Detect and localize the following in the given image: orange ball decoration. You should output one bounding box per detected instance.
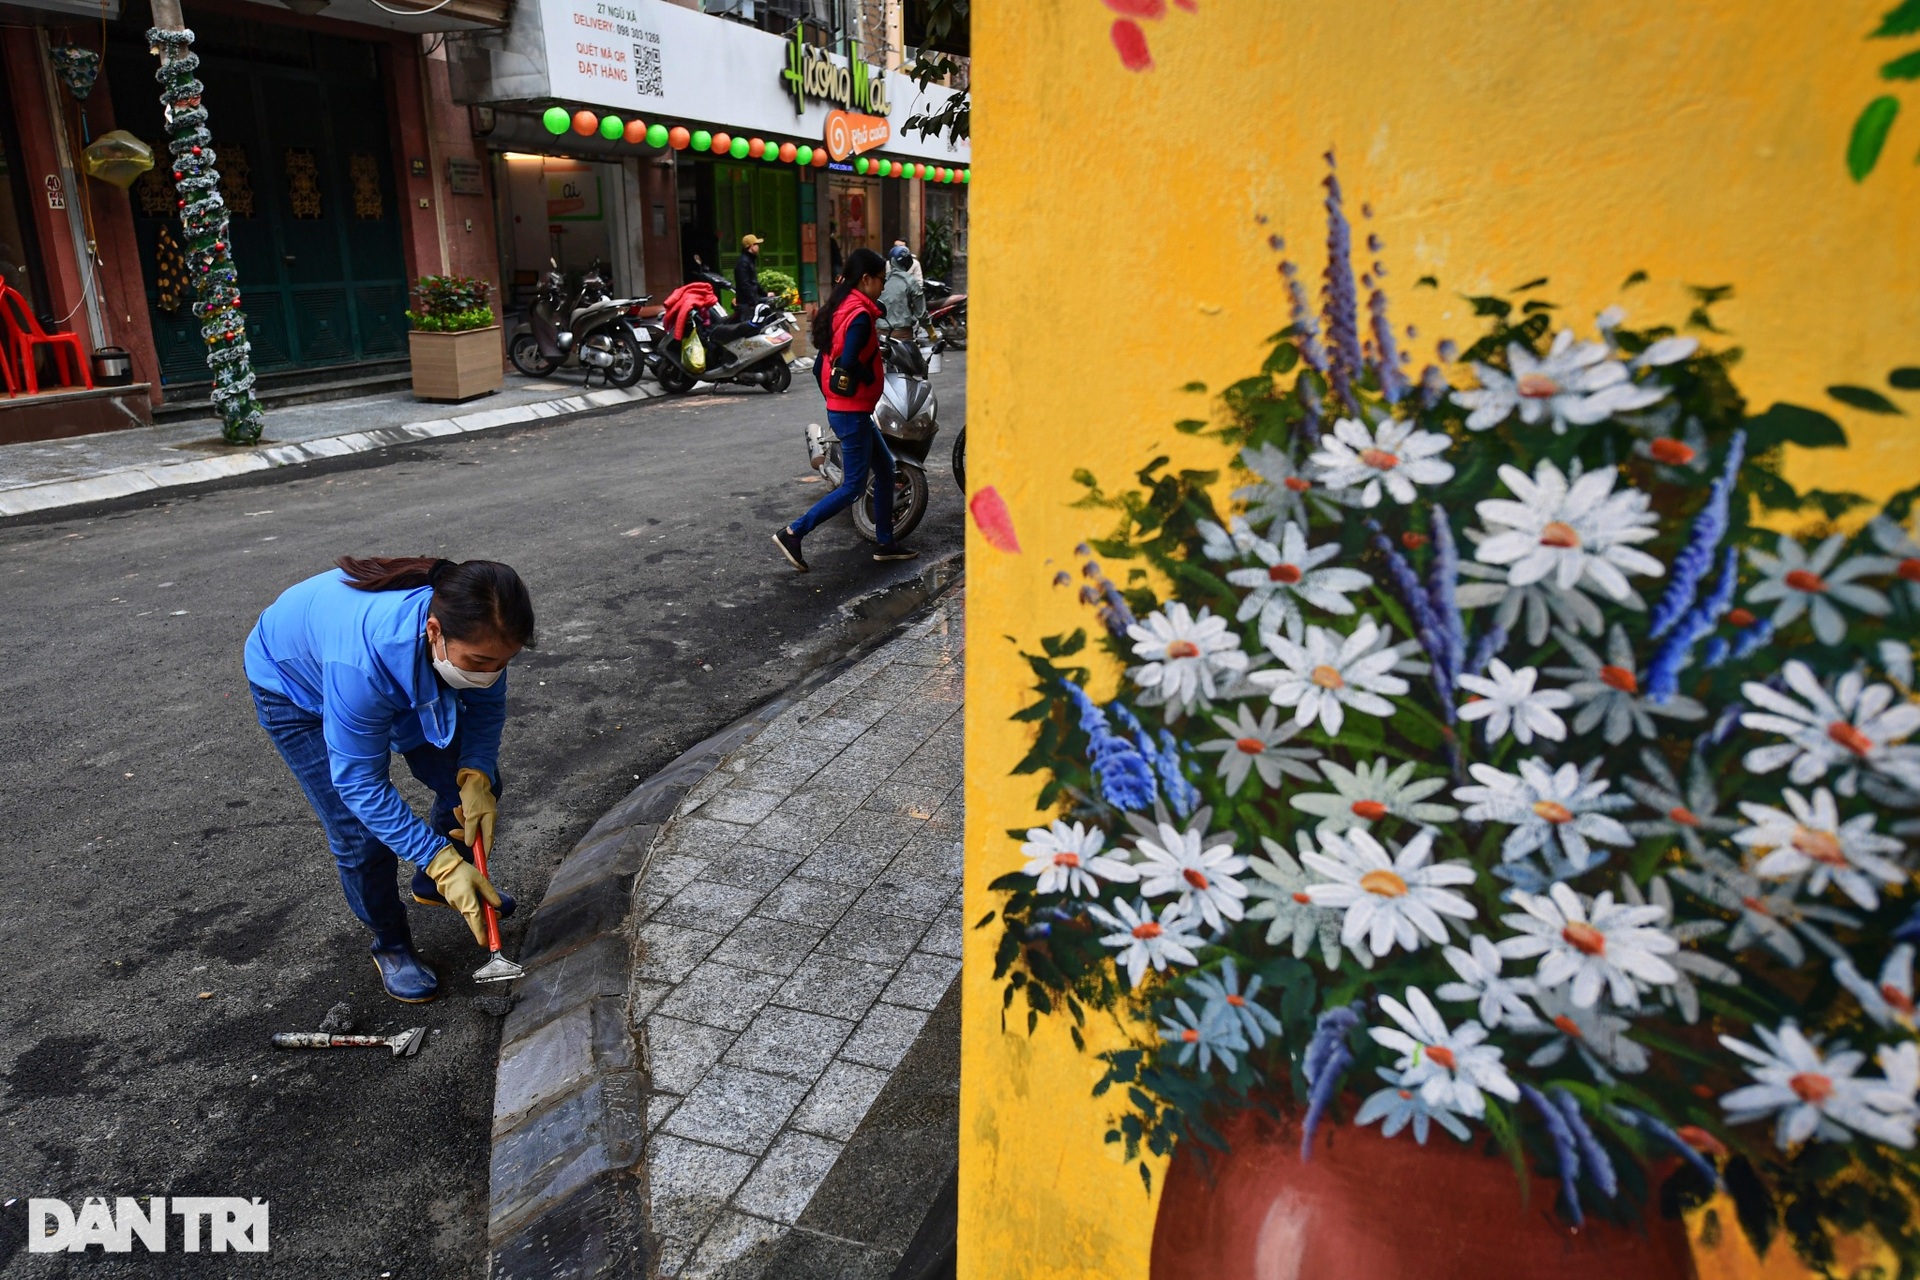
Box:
[571,110,599,137]
[778,142,797,163]
[811,147,828,167]
[623,119,648,145]
[934,166,946,182]
[668,126,691,150]
[711,132,731,155]
[748,137,765,158]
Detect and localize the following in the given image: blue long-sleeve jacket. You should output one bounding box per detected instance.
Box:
[243,569,507,867]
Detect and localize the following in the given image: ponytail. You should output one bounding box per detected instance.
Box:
[810,246,887,352]
[335,556,537,648]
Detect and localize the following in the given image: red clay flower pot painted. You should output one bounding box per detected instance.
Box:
[1150,1104,1697,1280]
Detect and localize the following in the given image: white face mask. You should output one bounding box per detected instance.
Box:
[431,632,505,690]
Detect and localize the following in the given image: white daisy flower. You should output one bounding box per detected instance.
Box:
[1520,989,1650,1080]
[1088,898,1205,988]
[1497,882,1680,1009]
[1614,873,1736,1025]
[1243,834,1347,971]
[1369,987,1520,1119]
[1189,957,1285,1049]
[1867,516,1920,611]
[1621,747,1738,857]
[1834,944,1917,1031]
[1195,514,1262,563]
[1622,402,1714,477]
[1453,758,1633,875]
[1249,617,1410,736]
[1456,530,1646,645]
[1736,786,1906,911]
[1437,934,1541,1030]
[1225,521,1374,634]
[1288,758,1459,836]
[1019,820,1141,898]
[1473,460,1663,601]
[1667,848,1861,969]
[1125,603,1248,718]
[1546,623,1705,743]
[1745,534,1895,647]
[1302,828,1476,958]
[1451,329,1665,434]
[1196,703,1322,795]
[1720,1022,1918,1150]
[1158,997,1248,1073]
[1455,659,1573,745]
[1135,820,1250,931]
[1740,663,1920,794]
[1355,1067,1473,1144]
[1233,442,1319,532]
[1307,415,1455,507]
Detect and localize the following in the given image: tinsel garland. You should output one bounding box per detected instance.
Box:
[147,26,263,445]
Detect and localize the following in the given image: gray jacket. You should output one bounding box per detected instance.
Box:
[878,269,927,331]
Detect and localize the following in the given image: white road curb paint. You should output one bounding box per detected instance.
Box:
[0,384,663,519]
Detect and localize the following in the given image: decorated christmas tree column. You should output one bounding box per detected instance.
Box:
[147,0,263,444]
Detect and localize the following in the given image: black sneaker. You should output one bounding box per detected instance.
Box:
[773,526,809,572]
[873,543,919,562]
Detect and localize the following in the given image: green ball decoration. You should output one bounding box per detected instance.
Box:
[691,129,712,152]
[599,115,623,140]
[876,159,891,177]
[646,123,668,148]
[762,144,779,163]
[542,106,570,135]
[854,156,868,175]
[795,145,813,166]
[962,169,971,184]
[729,135,749,159]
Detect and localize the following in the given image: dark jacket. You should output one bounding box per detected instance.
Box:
[733,251,764,313]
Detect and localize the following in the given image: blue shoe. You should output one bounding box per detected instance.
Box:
[370,935,440,1004]
[411,866,516,918]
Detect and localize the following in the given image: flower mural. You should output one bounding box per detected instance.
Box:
[985,156,1920,1269]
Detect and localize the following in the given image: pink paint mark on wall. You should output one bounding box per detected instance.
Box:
[1104,0,1165,16]
[1111,19,1154,70]
[969,486,1022,553]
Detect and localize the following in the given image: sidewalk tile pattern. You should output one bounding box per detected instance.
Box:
[634,598,964,1277]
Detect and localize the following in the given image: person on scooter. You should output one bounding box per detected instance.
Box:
[245,557,534,1002]
[773,247,919,572]
[879,245,928,340]
[734,234,766,317]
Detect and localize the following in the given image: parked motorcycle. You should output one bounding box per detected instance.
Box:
[645,293,797,394]
[951,425,966,494]
[925,278,966,350]
[508,260,647,388]
[805,337,939,542]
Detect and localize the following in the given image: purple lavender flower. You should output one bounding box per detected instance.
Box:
[1428,506,1465,682]
[1061,680,1158,811]
[1280,260,1330,377]
[1466,623,1508,677]
[1520,1083,1584,1226]
[1648,431,1746,639]
[1368,521,1454,714]
[1300,1003,1363,1162]
[1613,1107,1721,1188]
[1320,155,1364,415]
[1646,545,1738,703]
[1730,615,1773,661]
[1368,287,1410,404]
[1552,1090,1618,1199]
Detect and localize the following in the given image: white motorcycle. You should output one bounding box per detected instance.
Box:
[805,337,941,542]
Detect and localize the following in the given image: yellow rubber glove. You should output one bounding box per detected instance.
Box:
[452,767,497,853]
[425,845,503,946]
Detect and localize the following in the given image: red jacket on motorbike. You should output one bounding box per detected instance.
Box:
[819,289,884,413]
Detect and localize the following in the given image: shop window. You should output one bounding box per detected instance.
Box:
[285,148,323,219]
[349,153,383,220]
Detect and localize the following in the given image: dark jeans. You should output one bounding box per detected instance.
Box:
[790,408,895,545]
[250,683,487,943]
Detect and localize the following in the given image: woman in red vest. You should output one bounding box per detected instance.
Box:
[773,248,919,571]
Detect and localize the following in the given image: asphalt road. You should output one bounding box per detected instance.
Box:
[0,357,965,1277]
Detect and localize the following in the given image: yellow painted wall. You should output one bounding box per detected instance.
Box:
[961,2,1918,1277]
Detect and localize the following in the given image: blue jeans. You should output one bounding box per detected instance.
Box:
[251,683,486,943]
[791,409,895,544]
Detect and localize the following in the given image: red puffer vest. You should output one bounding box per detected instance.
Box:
[820,289,884,413]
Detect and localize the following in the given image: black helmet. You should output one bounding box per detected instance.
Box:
[888,245,914,270]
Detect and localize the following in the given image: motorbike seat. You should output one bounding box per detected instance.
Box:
[706,320,757,345]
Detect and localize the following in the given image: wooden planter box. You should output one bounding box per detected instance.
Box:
[409,326,503,402]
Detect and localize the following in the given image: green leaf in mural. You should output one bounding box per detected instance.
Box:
[1746,402,1848,449]
[1891,366,1920,389]
[1872,0,1920,37]
[1827,383,1907,414]
[1622,269,1649,289]
[1884,48,1920,79]
[1848,96,1901,180]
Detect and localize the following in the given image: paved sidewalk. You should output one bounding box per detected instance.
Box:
[0,372,661,517]
[635,594,965,1278]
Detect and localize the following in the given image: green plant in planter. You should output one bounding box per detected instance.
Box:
[990,153,1920,1272]
[406,274,496,333]
[923,218,954,280]
[758,269,802,312]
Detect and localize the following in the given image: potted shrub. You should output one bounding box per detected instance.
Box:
[406,274,501,402]
[758,268,803,313]
[989,156,1920,1276]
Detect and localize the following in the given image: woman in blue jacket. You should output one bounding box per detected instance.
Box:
[245,556,536,1002]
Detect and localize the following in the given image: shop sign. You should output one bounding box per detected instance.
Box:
[781,24,888,117]
[44,175,64,210]
[824,109,889,162]
[447,158,486,196]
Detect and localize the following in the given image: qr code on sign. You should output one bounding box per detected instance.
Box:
[633,38,663,97]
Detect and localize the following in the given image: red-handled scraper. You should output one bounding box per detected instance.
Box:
[271,1027,425,1057]
[471,832,524,985]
